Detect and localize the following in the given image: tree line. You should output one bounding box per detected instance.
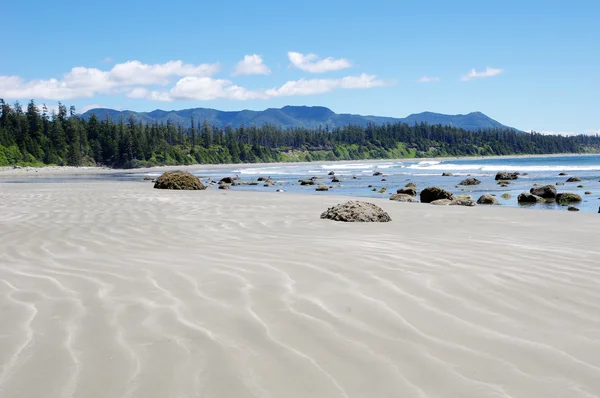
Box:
[1,99,599,168]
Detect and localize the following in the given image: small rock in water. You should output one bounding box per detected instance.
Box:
[566,176,581,182]
[477,194,499,205]
[559,172,568,176]
[568,206,580,212]
[517,192,543,203]
[459,178,481,186]
[495,172,519,180]
[442,172,453,177]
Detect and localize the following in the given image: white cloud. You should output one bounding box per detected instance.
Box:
[129,77,266,101]
[232,54,271,76]
[418,76,441,83]
[80,104,106,113]
[461,66,503,81]
[288,51,351,73]
[0,60,219,100]
[266,74,390,97]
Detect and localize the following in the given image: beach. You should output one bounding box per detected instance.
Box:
[1,181,599,397]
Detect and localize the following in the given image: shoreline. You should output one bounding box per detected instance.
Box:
[1,152,598,178]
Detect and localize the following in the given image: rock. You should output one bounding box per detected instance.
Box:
[218,183,231,190]
[420,187,456,203]
[559,172,568,176]
[477,194,499,205]
[143,176,154,181]
[257,177,269,182]
[459,177,481,186]
[529,184,557,199]
[442,172,453,177]
[331,176,341,183]
[352,176,358,179]
[556,182,564,186]
[328,171,335,176]
[521,173,529,176]
[577,184,584,188]
[373,171,383,176]
[368,185,373,188]
[300,180,315,186]
[153,170,206,190]
[501,193,512,200]
[568,206,580,212]
[556,192,582,204]
[517,192,543,203]
[316,185,329,191]
[396,187,417,196]
[495,172,519,180]
[276,189,283,192]
[263,181,275,187]
[371,188,377,192]
[389,194,419,203]
[430,199,452,205]
[381,178,387,182]
[566,176,581,182]
[585,191,592,195]
[378,188,387,193]
[320,201,391,222]
[249,181,259,186]
[405,182,417,188]
[219,177,235,184]
[449,199,477,207]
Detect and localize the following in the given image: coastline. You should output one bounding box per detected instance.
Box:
[1,152,598,178]
[1,181,599,397]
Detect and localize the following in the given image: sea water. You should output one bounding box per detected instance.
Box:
[188,154,600,213]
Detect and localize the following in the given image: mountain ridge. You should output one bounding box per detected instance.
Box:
[81,106,520,132]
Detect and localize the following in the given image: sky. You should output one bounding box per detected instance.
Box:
[1,0,598,134]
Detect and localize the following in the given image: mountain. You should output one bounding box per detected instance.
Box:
[81,106,519,132]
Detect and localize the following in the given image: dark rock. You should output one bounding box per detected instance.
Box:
[381,178,387,182]
[249,181,259,186]
[459,177,481,186]
[257,177,269,182]
[368,185,373,188]
[219,177,235,184]
[566,176,581,182]
[420,187,456,203]
[328,171,335,176]
[521,173,529,176]
[568,206,580,212]
[517,192,543,203]
[442,172,453,177]
[559,172,568,176]
[495,172,519,180]
[331,176,341,183]
[300,180,316,186]
[218,183,231,190]
[389,194,419,203]
[352,176,358,179]
[396,187,417,196]
[585,191,592,195]
[373,171,383,176]
[529,184,557,199]
[320,201,391,222]
[154,170,206,190]
[477,194,499,205]
[556,192,582,204]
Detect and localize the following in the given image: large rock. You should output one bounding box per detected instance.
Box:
[389,194,419,203]
[566,176,581,183]
[219,176,236,184]
[442,172,453,177]
[153,170,206,190]
[529,184,557,199]
[517,192,543,203]
[459,178,481,186]
[420,187,456,203]
[449,199,477,207]
[430,199,453,205]
[477,194,499,205]
[396,187,417,196]
[315,185,329,191]
[495,172,519,180]
[556,192,582,204]
[300,179,316,186]
[320,201,391,223]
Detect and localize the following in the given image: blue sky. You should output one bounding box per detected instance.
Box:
[2,0,598,133]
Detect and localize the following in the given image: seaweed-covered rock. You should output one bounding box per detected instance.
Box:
[529,184,557,199]
[556,192,582,204]
[320,201,391,222]
[153,170,206,190]
[495,172,519,180]
[459,178,481,186]
[568,206,580,212]
[566,176,581,182]
[477,194,499,205]
[517,192,543,203]
[420,187,456,203]
[389,194,419,203]
[396,187,417,196]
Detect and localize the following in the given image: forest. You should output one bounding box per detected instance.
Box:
[1,99,600,168]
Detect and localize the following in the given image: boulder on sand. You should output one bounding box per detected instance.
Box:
[568,205,580,212]
[477,194,499,205]
[449,199,477,207]
[517,192,543,203]
[396,187,417,196]
[495,172,519,180]
[218,183,231,190]
[430,199,453,205]
[556,192,582,204]
[153,170,206,190]
[529,184,557,199]
[459,177,481,186]
[420,187,456,203]
[320,201,391,222]
[389,194,419,203]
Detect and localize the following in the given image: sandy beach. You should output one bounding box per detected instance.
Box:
[1,181,599,397]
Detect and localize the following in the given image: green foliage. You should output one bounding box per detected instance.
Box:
[1,98,600,168]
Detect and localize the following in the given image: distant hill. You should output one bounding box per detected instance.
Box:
[81,106,520,132]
